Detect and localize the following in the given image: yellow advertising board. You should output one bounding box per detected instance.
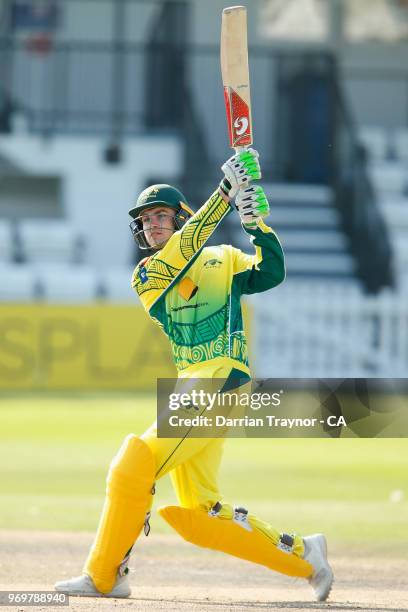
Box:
[0,303,252,390]
[0,304,176,390]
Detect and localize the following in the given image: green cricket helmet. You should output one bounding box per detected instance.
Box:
[129,184,194,250]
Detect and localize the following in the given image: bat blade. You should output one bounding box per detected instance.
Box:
[221,5,253,150]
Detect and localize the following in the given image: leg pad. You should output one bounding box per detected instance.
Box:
[159,505,312,578]
[84,435,155,593]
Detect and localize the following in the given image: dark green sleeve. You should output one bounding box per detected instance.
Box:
[232,220,285,295]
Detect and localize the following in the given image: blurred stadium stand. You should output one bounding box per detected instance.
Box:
[358,126,391,161]
[394,127,408,162]
[251,280,408,378]
[229,183,356,279]
[36,263,99,303]
[368,161,408,194]
[0,0,408,381]
[19,220,83,264]
[0,262,38,301]
[0,220,15,262]
[359,124,408,294]
[101,267,136,303]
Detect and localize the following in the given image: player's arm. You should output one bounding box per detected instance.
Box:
[132,149,262,311]
[156,147,261,270]
[232,187,285,294]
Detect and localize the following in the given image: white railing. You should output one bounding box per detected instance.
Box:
[250,282,408,377]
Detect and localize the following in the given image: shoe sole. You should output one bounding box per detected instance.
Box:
[54,585,130,599]
[55,590,130,599]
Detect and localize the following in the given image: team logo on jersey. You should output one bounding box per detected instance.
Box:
[204,258,223,269]
[138,266,148,283]
[178,276,198,301]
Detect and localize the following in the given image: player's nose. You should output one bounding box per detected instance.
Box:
[149,215,161,228]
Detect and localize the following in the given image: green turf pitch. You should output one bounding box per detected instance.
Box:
[1,392,406,552]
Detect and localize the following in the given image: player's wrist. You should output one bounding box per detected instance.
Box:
[242,218,259,229]
[218,177,234,201]
[218,188,230,203]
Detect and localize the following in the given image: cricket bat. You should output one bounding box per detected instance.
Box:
[221,5,253,152]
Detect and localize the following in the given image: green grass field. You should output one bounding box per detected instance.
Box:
[1,392,407,552]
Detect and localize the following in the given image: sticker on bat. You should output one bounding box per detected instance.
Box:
[224,87,252,148]
[234,116,249,136]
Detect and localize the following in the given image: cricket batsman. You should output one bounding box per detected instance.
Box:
[55,148,333,601]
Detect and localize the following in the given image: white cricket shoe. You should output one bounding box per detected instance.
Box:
[54,573,131,598]
[303,534,333,601]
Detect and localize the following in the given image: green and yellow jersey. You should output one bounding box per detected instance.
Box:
[131,189,285,373]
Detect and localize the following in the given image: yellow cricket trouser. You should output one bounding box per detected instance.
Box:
[84,357,311,593]
[143,357,245,507]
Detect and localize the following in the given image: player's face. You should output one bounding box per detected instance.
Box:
[141,206,176,248]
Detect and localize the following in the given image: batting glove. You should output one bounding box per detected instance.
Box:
[219,148,261,199]
[235,184,270,227]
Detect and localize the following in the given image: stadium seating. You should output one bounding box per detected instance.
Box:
[368,161,408,195]
[0,261,137,303]
[37,264,99,303]
[19,220,82,264]
[358,126,390,161]
[393,127,408,163]
[284,252,354,274]
[359,125,408,165]
[0,263,38,302]
[252,183,352,280]
[355,125,408,297]
[379,196,408,228]
[0,221,14,263]
[101,267,136,303]
[251,279,408,378]
[274,230,347,250]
